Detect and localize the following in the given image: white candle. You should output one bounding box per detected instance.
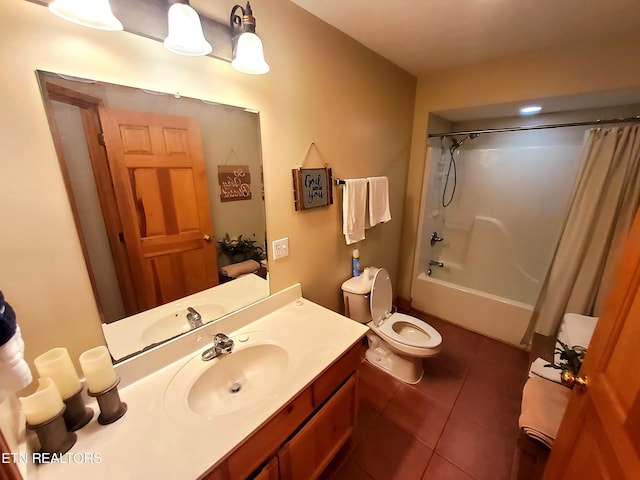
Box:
[79,346,117,393]
[34,347,81,400]
[19,378,64,425]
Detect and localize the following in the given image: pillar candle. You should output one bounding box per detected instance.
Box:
[79,346,116,393]
[19,378,64,425]
[34,347,81,400]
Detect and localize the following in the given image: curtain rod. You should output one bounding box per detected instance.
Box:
[427,115,640,138]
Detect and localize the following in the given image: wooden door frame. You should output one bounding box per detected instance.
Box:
[41,81,139,317]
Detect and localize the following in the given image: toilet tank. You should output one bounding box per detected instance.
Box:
[341,268,377,323]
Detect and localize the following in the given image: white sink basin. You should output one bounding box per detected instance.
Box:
[164,337,289,420]
[141,304,225,345]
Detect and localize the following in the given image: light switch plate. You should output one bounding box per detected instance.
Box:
[272,237,289,260]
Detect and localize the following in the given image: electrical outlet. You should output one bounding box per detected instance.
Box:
[272,237,289,260]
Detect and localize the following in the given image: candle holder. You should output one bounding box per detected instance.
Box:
[27,407,77,458]
[88,377,127,425]
[62,386,94,431]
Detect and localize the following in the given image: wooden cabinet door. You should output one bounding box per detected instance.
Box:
[254,457,279,480]
[543,208,640,479]
[99,107,218,311]
[278,374,358,480]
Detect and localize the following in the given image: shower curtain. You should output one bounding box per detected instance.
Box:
[523,125,640,342]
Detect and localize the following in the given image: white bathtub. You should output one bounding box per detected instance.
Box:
[410,272,533,346]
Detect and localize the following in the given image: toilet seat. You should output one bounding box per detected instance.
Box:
[370,268,442,351]
[377,312,442,349]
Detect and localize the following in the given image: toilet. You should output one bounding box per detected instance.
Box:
[342,267,442,384]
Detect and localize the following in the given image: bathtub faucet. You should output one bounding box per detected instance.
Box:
[429,260,444,268]
[430,232,444,246]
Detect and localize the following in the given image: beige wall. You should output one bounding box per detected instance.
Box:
[0,0,416,376]
[397,31,640,300]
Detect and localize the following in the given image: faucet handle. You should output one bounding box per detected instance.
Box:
[214,333,234,353]
[186,306,202,328]
[430,231,444,247]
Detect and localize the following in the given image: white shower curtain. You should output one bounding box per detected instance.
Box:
[523,125,640,342]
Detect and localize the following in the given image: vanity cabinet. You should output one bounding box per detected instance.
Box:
[201,341,365,480]
[277,375,357,479]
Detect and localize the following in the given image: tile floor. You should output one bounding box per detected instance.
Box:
[321,312,530,480]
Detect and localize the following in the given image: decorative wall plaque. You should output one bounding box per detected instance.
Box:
[218,165,252,202]
[292,167,333,211]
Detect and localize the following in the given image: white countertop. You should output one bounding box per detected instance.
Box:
[32,286,368,480]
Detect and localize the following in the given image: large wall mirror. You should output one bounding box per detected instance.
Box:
[37,70,269,362]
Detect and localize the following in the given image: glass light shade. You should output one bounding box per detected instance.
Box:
[164,3,212,56]
[49,0,123,31]
[232,32,270,75]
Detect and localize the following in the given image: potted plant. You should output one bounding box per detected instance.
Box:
[545,339,586,389]
[217,234,259,263]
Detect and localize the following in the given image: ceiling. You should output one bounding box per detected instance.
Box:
[288,0,640,77]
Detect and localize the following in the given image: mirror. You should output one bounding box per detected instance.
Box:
[36,70,269,362]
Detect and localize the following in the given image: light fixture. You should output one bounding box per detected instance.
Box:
[520,105,543,115]
[49,0,123,32]
[164,1,212,56]
[48,0,123,31]
[230,2,270,75]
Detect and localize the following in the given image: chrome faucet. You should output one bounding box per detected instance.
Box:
[186,307,202,329]
[201,333,234,361]
[430,232,444,247]
[428,260,444,268]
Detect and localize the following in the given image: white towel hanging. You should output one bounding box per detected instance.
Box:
[342,179,368,245]
[366,176,391,227]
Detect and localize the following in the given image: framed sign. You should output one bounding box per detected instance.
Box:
[218,165,252,202]
[292,167,333,211]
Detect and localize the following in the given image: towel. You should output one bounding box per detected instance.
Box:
[342,179,368,245]
[0,292,32,400]
[561,313,598,350]
[519,376,570,448]
[221,259,260,279]
[366,176,391,227]
[0,291,17,347]
[0,325,32,395]
[528,357,561,384]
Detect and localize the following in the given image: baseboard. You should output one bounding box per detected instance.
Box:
[395,295,412,312]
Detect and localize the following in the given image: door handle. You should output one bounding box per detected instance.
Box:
[561,371,588,391]
[203,235,211,242]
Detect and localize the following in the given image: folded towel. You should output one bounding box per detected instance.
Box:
[221,259,260,279]
[366,176,391,227]
[561,313,598,350]
[529,357,561,384]
[0,291,17,347]
[519,376,570,448]
[0,326,33,399]
[342,179,368,245]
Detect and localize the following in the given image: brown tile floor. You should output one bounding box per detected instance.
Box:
[321,313,530,480]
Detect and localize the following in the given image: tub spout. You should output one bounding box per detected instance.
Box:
[428,260,444,268]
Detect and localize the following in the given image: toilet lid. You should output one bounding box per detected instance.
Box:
[370,268,393,327]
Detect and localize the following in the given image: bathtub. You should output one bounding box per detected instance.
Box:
[410,272,533,347]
